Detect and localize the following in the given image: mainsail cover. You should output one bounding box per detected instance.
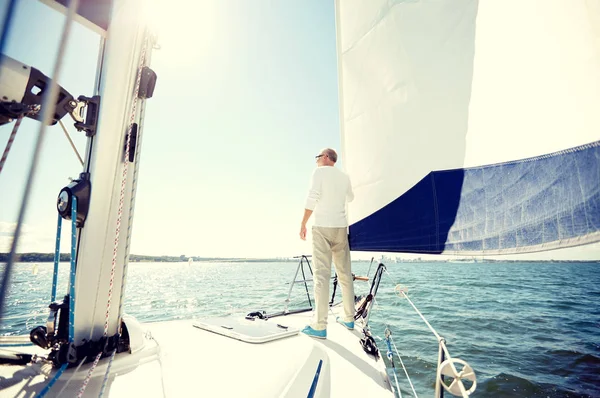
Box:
[335,0,600,254]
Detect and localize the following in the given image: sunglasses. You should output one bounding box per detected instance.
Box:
[315,154,327,159]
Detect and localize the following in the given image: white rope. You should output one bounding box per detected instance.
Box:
[383,269,443,342]
[389,335,418,397]
[58,120,83,166]
[382,268,471,397]
[390,367,402,398]
[76,30,148,398]
[76,352,101,397]
[98,349,116,397]
[55,356,87,397]
[0,115,23,175]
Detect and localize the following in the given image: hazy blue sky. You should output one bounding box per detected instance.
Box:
[0,0,102,250]
[0,0,598,260]
[0,0,342,258]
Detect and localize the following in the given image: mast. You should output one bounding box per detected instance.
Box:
[0,0,157,362]
[72,0,155,346]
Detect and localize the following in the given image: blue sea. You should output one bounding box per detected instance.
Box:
[1,260,599,397]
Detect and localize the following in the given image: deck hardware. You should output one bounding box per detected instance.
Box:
[57,173,91,227]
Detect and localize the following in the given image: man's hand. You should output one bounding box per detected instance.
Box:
[300,224,307,240]
[300,209,313,240]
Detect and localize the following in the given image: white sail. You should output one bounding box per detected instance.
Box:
[0,3,474,397]
[336,0,600,254]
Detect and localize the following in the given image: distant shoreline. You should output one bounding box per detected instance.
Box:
[1,253,597,264]
[0,253,298,263]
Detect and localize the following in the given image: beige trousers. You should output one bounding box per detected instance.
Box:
[311,226,354,330]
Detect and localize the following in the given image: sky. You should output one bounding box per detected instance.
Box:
[0,0,342,259]
[0,0,598,261]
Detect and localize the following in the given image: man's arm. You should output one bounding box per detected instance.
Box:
[347,177,354,203]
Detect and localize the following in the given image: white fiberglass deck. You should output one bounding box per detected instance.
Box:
[0,307,394,397]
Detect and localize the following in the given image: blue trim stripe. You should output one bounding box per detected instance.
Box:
[51,214,62,302]
[36,363,68,398]
[307,359,323,398]
[350,141,600,254]
[68,196,77,343]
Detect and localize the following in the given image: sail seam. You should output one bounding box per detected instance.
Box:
[352,231,600,255]
[454,140,600,172]
[430,174,440,251]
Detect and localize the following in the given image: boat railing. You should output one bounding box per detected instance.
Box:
[280,255,476,398]
[282,255,371,314]
[283,255,314,313]
[381,267,477,397]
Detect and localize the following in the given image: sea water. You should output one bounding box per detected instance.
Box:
[1,260,598,397]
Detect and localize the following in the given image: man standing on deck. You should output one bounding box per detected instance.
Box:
[299,148,355,339]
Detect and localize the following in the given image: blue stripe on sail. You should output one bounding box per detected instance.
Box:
[349,141,600,254]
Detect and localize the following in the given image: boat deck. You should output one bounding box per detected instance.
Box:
[0,307,394,397]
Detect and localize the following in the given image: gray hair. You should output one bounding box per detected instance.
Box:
[323,148,337,163]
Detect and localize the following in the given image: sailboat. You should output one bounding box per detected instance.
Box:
[1,0,598,397]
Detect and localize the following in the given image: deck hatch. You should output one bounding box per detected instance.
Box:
[193,317,299,344]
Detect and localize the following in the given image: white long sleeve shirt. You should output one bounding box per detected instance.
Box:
[305,166,354,227]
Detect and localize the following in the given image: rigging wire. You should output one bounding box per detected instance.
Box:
[383,268,443,342]
[55,355,88,397]
[0,0,18,57]
[386,329,419,398]
[381,267,475,397]
[58,120,84,166]
[0,0,80,326]
[0,116,23,175]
